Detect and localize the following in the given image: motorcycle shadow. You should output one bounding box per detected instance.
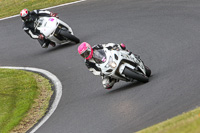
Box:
[108,73,154,94]
[30,42,77,57]
[108,81,145,94]
[47,42,76,52]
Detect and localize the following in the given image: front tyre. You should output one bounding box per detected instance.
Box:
[145,66,151,77]
[123,67,149,83]
[59,30,80,43]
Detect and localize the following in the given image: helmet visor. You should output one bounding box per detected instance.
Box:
[80,47,91,58]
[23,16,30,22]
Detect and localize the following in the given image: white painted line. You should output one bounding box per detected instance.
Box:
[0,0,86,21]
[44,0,86,10]
[0,67,62,133]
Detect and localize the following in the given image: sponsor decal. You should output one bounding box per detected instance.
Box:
[49,18,54,22]
[102,57,106,62]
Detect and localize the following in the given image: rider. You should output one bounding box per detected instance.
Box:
[20,8,58,48]
[78,42,128,89]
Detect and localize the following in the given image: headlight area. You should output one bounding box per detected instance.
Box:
[110,62,117,68]
[106,56,117,68]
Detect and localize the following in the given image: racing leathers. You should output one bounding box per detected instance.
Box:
[85,43,126,89]
[22,10,57,48]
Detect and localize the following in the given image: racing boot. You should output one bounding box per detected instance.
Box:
[41,43,48,48]
[49,42,56,47]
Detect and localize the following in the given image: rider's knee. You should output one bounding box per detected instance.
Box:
[102,77,116,89]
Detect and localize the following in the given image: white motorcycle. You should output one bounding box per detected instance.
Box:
[35,16,80,45]
[95,47,151,83]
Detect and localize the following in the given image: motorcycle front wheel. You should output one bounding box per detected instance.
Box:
[145,65,151,77]
[123,67,149,83]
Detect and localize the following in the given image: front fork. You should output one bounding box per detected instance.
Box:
[58,19,73,35]
[119,52,147,76]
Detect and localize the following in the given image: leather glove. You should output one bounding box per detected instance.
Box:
[120,43,126,50]
[50,12,59,18]
[38,34,44,40]
[100,72,104,77]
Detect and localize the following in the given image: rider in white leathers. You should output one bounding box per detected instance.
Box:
[78,42,132,89]
[20,8,58,48]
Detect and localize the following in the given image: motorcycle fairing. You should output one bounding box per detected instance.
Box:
[35,17,74,44]
[97,48,147,81]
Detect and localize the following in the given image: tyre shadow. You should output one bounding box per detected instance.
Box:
[108,81,144,94]
[31,42,78,56]
[107,74,154,94]
[47,42,77,52]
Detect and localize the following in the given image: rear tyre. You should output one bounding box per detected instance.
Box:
[123,67,149,83]
[59,30,80,43]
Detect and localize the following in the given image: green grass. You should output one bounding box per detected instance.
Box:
[136,107,200,133]
[0,69,52,133]
[0,0,77,19]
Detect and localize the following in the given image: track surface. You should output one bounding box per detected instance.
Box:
[1,0,200,133]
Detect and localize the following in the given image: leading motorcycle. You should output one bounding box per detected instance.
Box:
[95,47,151,83]
[35,16,80,45]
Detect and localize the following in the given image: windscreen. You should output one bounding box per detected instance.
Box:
[36,18,44,27]
[93,49,107,64]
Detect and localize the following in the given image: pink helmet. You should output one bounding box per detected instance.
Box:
[78,42,93,60]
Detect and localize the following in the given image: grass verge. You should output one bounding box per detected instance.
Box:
[0,68,53,133]
[136,107,200,133]
[0,0,77,19]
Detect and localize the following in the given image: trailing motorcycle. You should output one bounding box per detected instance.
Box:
[95,47,151,83]
[35,16,80,45]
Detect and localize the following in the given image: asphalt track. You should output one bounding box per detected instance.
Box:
[1,0,200,133]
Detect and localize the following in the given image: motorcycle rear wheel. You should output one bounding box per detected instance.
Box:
[123,67,149,83]
[59,30,80,43]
